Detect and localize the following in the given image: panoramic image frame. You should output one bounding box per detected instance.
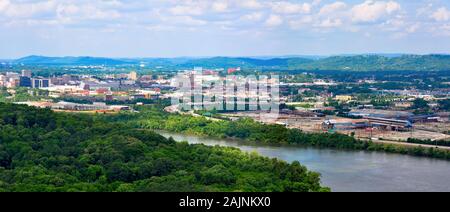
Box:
[0,0,450,207]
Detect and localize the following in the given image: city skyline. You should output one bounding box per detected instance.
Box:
[1,0,450,58]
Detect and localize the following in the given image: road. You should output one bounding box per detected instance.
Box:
[370,139,450,150]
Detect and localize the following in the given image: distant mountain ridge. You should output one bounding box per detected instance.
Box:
[15,55,133,65]
[297,54,450,71]
[11,54,450,72]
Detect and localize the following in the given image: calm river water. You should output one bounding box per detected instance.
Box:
[158,131,450,192]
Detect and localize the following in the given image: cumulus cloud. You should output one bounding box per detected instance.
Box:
[0,0,447,40]
[1,0,450,58]
[169,5,204,16]
[212,1,228,13]
[0,0,10,12]
[431,7,450,22]
[167,15,208,26]
[56,3,121,22]
[265,14,283,27]
[319,2,347,16]
[406,23,420,33]
[0,0,57,18]
[238,0,264,10]
[271,1,312,14]
[351,0,401,23]
[240,12,264,22]
[380,18,405,31]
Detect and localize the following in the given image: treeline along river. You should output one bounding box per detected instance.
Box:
[159,131,450,192]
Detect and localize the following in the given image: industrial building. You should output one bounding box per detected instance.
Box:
[322,119,369,131]
[52,101,130,111]
[367,117,413,131]
[349,109,440,124]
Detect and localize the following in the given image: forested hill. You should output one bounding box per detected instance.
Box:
[14,55,133,66]
[295,55,450,72]
[0,103,327,192]
[182,55,450,71]
[10,54,450,72]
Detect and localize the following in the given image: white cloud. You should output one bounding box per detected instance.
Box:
[351,1,401,23]
[319,2,347,16]
[271,1,311,14]
[238,0,264,10]
[380,18,405,31]
[56,3,121,22]
[163,15,208,26]
[145,24,176,32]
[240,12,264,22]
[406,23,420,33]
[55,3,78,23]
[265,14,283,27]
[0,0,443,40]
[431,7,450,22]
[0,0,10,12]
[0,0,57,18]
[212,1,228,13]
[169,5,204,16]
[386,1,401,13]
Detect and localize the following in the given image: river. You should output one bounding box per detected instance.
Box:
[158,131,450,192]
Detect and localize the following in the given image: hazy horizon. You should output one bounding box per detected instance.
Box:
[1,52,449,60]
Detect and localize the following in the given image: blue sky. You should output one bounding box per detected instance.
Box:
[0,0,449,58]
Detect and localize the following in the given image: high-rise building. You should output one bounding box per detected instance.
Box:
[129,71,138,81]
[32,78,50,89]
[19,76,32,87]
[7,78,19,88]
[21,70,32,78]
[6,72,20,79]
[0,75,6,87]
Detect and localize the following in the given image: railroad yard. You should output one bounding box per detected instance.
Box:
[221,111,450,143]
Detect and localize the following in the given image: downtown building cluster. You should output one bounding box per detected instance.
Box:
[0,70,50,89]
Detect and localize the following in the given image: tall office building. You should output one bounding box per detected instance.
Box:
[32,78,50,89]
[21,70,32,78]
[129,71,138,81]
[19,76,32,87]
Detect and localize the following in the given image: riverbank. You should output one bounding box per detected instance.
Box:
[154,118,450,161]
[158,131,450,192]
[156,125,450,161]
[100,107,450,160]
[160,128,450,160]
[371,139,450,150]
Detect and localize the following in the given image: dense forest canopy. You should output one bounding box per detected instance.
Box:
[0,103,328,192]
